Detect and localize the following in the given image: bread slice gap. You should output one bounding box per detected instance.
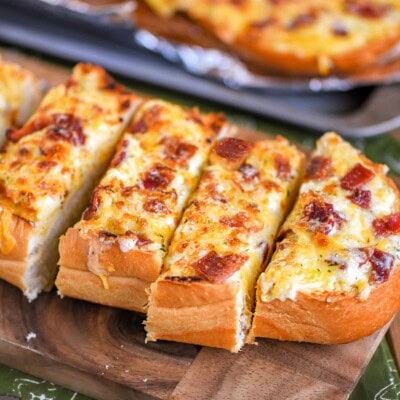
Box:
[56,99,227,312]
[0,63,140,300]
[145,136,305,352]
[249,132,400,344]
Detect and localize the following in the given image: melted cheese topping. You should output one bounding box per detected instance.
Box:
[75,99,222,270]
[259,132,400,302]
[144,0,400,74]
[0,61,42,141]
[163,137,304,298]
[0,64,137,228]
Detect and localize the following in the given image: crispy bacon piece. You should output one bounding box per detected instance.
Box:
[238,163,259,182]
[275,154,291,180]
[305,156,332,180]
[142,163,174,190]
[340,163,374,190]
[345,1,392,18]
[125,230,153,247]
[129,104,163,134]
[250,18,276,29]
[6,113,85,145]
[373,212,400,236]
[83,185,111,220]
[360,248,395,284]
[286,10,318,30]
[302,197,345,235]
[220,212,248,228]
[143,198,171,214]
[191,251,248,284]
[160,137,198,167]
[215,138,251,162]
[347,188,371,209]
[111,139,129,168]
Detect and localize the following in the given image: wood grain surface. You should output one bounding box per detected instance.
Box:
[0,48,398,400]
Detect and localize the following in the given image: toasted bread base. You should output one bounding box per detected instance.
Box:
[56,267,149,313]
[57,227,161,311]
[145,279,247,352]
[249,266,400,344]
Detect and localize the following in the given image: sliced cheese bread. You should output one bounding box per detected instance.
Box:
[145,136,305,352]
[250,132,400,344]
[0,63,140,300]
[56,99,226,312]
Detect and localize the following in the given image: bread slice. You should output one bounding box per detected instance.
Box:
[56,99,226,312]
[137,0,400,76]
[0,61,43,144]
[0,63,140,300]
[145,136,305,352]
[250,132,400,344]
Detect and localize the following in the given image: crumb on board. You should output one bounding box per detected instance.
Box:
[25,331,37,342]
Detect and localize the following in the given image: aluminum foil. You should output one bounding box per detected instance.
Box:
[36,0,400,92]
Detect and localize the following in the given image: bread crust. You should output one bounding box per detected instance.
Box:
[59,227,161,282]
[55,267,149,313]
[146,279,241,351]
[249,264,400,344]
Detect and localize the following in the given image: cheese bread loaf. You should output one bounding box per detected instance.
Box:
[0,64,139,300]
[0,61,43,144]
[56,99,226,312]
[145,136,305,351]
[137,0,400,76]
[250,132,400,344]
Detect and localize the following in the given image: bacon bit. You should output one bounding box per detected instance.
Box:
[305,156,332,180]
[340,163,374,190]
[129,104,163,134]
[373,212,400,236]
[332,22,349,36]
[37,160,57,170]
[302,198,345,235]
[275,154,291,180]
[18,147,29,156]
[143,198,171,214]
[119,99,131,111]
[83,185,108,220]
[205,183,227,203]
[160,137,198,167]
[142,163,174,190]
[220,212,248,228]
[125,230,153,247]
[215,138,251,162]
[360,247,395,283]
[250,18,276,29]
[238,163,259,182]
[262,180,281,192]
[111,139,129,168]
[46,113,85,145]
[286,11,318,30]
[191,251,248,284]
[345,1,392,18]
[347,188,371,208]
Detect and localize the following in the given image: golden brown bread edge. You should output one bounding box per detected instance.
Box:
[57,227,159,312]
[249,265,400,344]
[133,0,400,77]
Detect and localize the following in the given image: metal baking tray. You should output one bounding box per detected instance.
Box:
[0,0,400,138]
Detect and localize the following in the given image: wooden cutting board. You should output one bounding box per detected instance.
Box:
[0,48,397,400]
